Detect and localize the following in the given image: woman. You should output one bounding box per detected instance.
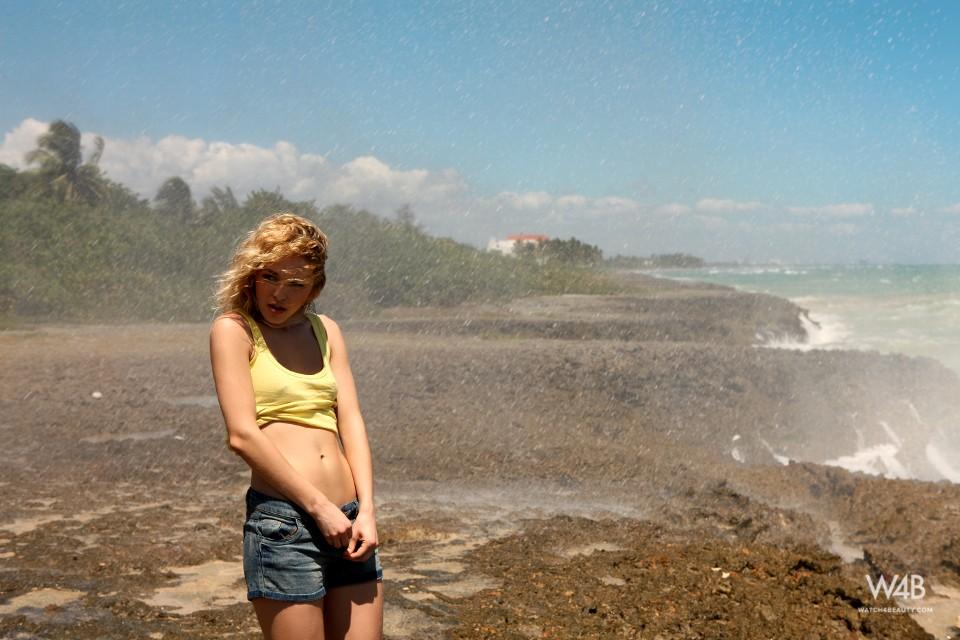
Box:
[210,213,383,639]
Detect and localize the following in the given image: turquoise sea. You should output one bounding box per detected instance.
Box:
[656,264,960,483]
[660,264,960,377]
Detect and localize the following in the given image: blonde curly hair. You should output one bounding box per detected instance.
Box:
[215,213,329,315]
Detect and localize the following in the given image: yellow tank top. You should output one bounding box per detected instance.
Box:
[237,310,338,434]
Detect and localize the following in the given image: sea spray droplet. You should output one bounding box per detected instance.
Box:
[91,391,102,399]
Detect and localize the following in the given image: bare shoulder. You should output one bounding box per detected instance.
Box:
[316,313,340,334]
[210,313,254,352]
[316,314,347,348]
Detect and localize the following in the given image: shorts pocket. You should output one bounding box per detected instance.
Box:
[254,512,302,545]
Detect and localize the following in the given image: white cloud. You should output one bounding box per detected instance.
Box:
[695,215,728,230]
[6,118,946,263]
[555,194,588,208]
[695,198,763,213]
[0,118,468,215]
[654,203,691,216]
[0,118,62,167]
[494,191,554,210]
[940,203,960,215]
[773,222,814,233]
[575,196,645,219]
[490,191,644,219]
[4,118,664,244]
[327,156,465,206]
[829,223,859,236]
[890,206,918,217]
[787,202,874,217]
[592,196,639,214]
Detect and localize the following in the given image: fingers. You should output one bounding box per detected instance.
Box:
[325,531,347,548]
[347,523,361,553]
[344,537,376,562]
[320,506,378,556]
[321,511,353,548]
[328,530,351,548]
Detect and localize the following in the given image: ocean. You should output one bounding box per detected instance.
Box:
[655,264,960,482]
[660,264,960,376]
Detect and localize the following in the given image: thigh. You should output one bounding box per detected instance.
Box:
[253,598,326,640]
[323,581,383,640]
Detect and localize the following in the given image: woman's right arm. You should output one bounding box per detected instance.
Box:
[209,315,352,547]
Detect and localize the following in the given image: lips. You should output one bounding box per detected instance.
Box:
[267,303,286,314]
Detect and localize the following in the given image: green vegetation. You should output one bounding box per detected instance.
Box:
[515,236,603,267]
[1,120,623,323]
[605,253,705,269]
[154,176,195,222]
[25,120,106,205]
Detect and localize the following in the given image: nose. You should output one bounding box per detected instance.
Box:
[271,281,293,296]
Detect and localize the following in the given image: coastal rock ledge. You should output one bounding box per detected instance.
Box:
[1,274,957,639]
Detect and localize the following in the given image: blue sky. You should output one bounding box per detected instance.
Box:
[3,1,960,263]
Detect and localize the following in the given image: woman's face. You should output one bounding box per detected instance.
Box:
[252,254,317,327]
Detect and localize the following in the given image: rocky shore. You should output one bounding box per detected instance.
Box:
[1,272,958,638]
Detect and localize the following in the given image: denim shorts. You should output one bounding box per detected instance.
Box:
[243,487,383,602]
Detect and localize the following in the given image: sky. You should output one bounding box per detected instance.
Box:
[2,1,960,263]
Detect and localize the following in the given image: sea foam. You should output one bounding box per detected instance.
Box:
[925,442,960,483]
[759,310,850,351]
[824,443,913,480]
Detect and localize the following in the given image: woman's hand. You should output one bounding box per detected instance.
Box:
[345,511,378,562]
[314,502,354,548]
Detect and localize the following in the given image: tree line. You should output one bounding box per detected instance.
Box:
[0,120,621,323]
[515,237,604,267]
[605,253,706,269]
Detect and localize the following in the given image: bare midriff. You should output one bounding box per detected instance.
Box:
[250,421,358,508]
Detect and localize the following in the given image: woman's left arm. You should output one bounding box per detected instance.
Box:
[322,315,378,562]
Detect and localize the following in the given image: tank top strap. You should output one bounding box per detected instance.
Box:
[306,312,330,361]
[235,309,267,350]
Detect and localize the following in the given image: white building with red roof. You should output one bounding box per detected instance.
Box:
[487,233,550,256]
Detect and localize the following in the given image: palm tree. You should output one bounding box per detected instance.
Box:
[154,176,195,221]
[25,120,106,205]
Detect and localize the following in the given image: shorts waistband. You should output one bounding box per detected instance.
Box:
[245,487,359,520]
